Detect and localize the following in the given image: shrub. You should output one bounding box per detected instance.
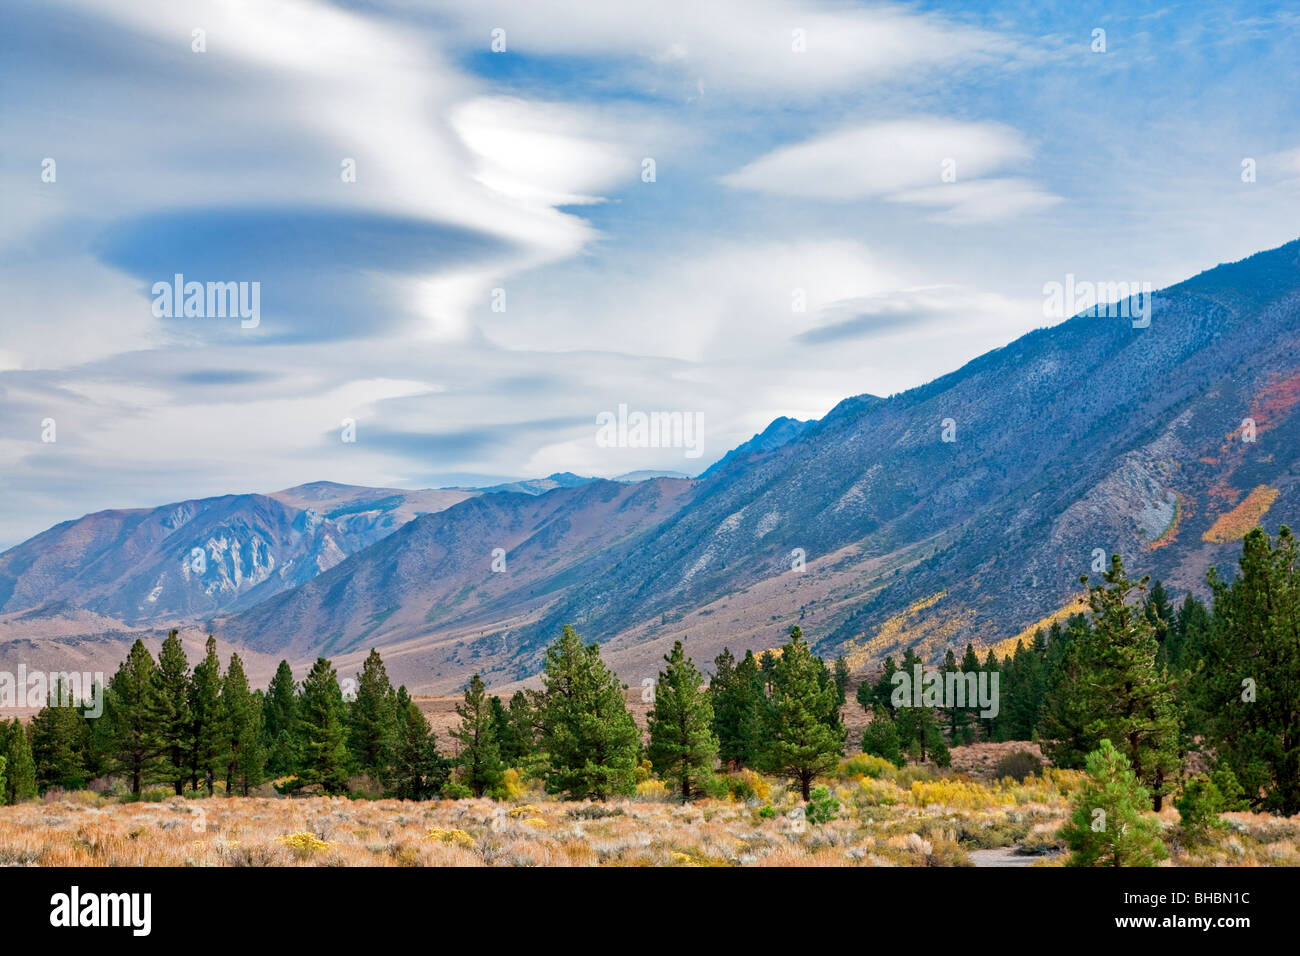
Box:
[839,754,896,780]
[805,785,840,826]
[758,804,776,819]
[636,779,670,801]
[275,832,333,857]
[994,750,1043,783]
[442,781,472,800]
[423,827,476,848]
[1176,775,1230,842]
[722,768,771,803]
[565,804,624,821]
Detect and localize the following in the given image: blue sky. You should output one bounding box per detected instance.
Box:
[1,0,1298,547]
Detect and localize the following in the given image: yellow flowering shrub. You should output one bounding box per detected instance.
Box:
[275,832,333,855]
[423,827,476,848]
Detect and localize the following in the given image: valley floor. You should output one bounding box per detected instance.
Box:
[2,747,1296,867]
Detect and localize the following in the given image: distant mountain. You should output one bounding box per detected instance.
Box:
[214,478,696,672]
[613,470,695,482]
[469,472,597,496]
[0,483,475,626]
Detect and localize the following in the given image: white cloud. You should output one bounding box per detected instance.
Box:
[424,0,1016,98]
[720,118,1059,222]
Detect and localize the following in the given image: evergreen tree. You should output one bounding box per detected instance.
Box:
[760,627,845,799]
[151,629,192,794]
[539,625,640,800]
[646,641,718,801]
[957,643,981,744]
[347,649,398,786]
[451,673,504,798]
[262,660,298,777]
[1199,526,1300,814]
[832,655,850,708]
[710,648,765,769]
[1078,555,1182,810]
[857,656,898,716]
[861,704,904,767]
[2,718,36,803]
[1170,593,1211,675]
[188,635,227,795]
[1060,740,1167,867]
[221,653,265,796]
[1038,625,1098,769]
[29,678,88,791]
[296,658,350,793]
[390,690,446,800]
[894,647,947,762]
[505,690,539,765]
[104,639,160,795]
[979,650,1000,741]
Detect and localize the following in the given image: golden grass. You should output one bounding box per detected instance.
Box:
[0,763,1294,866]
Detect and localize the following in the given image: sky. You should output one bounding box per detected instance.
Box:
[1,0,1299,548]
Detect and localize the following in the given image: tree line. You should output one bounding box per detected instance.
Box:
[0,621,847,804]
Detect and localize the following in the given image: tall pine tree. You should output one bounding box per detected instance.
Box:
[647,641,718,801]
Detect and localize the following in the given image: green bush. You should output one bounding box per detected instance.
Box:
[442,781,472,800]
[1175,774,1232,842]
[805,785,840,826]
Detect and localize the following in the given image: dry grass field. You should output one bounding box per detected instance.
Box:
[3,750,1297,867]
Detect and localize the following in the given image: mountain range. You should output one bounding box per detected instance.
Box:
[3,239,1299,693]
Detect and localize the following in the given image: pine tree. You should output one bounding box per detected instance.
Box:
[347,649,398,786]
[188,635,227,795]
[1038,622,1099,770]
[505,690,540,765]
[390,690,446,800]
[1199,526,1300,814]
[894,647,947,762]
[1060,739,1167,867]
[151,629,192,794]
[2,719,36,803]
[104,639,160,795]
[760,627,845,799]
[957,642,981,744]
[710,648,765,769]
[262,660,298,777]
[540,625,640,800]
[451,673,504,798]
[979,650,1000,741]
[647,641,718,801]
[29,678,89,791]
[861,704,904,767]
[1075,555,1182,810]
[832,655,850,709]
[296,658,350,793]
[221,653,265,796]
